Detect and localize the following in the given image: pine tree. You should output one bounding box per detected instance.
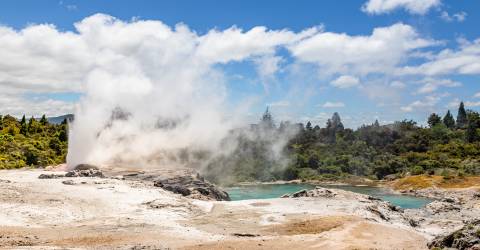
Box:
[466,110,480,142]
[260,107,275,129]
[20,115,27,136]
[0,115,3,130]
[457,102,467,129]
[306,121,313,131]
[40,114,48,126]
[427,113,441,127]
[330,112,344,131]
[443,110,455,129]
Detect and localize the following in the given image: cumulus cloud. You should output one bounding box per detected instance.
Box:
[0,94,74,117]
[440,11,467,22]
[289,23,436,76]
[401,94,444,112]
[416,78,461,94]
[399,38,480,76]
[330,75,360,88]
[321,101,345,108]
[362,0,441,15]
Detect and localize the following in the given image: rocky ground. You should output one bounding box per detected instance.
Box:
[0,168,478,249]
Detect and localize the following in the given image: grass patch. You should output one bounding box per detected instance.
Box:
[391,175,480,190]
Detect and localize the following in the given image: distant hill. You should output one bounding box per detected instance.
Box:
[47,114,74,124]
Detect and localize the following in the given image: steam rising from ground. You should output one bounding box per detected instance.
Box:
[67,14,311,170]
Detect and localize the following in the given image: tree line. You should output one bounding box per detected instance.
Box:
[205,101,480,184]
[0,115,68,169]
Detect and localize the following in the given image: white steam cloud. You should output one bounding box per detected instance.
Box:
[66,14,316,169]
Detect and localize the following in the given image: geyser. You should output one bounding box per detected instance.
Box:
[65,14,316,170]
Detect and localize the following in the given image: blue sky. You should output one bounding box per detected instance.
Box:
[0,0,479,127]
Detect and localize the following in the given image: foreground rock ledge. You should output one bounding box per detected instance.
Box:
[3,169,479,249]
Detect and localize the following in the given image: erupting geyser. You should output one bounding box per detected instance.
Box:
[66,14,313,170]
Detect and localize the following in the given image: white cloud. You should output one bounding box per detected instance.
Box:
[268,100,290,107]
[0,94,74,117]
[390,81,406,88]
[289,23,436,76]
[465,101,480,107]
[446,98,460,109]
[0,14,325,116]
[254,55,283,80]
[416,78,461,94]
[331,75,360,89]
[474,92,480,98]
[399,38,480,76]
[362,0,441,15]
[401,94,443,112]
[440,11,467,22]
[321,101,345,108]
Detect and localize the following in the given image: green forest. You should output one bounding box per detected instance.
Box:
[0,115,68,169]
[205,102,480,184]
[2,102,480,185]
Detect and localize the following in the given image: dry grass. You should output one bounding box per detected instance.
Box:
[391,175,480,190]
[265,216,357,236]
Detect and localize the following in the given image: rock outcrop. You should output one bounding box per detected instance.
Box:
[154,174,230,201]
[281,187,337,198]
[38,164,104,179]
[428,219,480,250]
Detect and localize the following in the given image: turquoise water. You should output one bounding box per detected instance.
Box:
[226,183,433,209]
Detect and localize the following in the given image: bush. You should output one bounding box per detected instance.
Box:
[412,165,425,175]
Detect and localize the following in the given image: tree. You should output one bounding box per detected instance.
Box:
[427,113,441,128]
[20,115,27,136]
[260,107,274,129]
[40,114,48,126]
[330,112,344,131]
[305,121,313,131]
[457,102,467,129]
[466,110,480,142]
[443,110,455,129]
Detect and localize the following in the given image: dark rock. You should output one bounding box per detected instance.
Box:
[428,219,480,250]
[408,218,419,227]
[232,233,260,237]
[367,205,389,221]
[291,189,308,198]
[473,192,480,199]
[65,169,104,178]
[38,173,65,179]
[153,175,230,201]
[163,185,191,196]
[368,196,382,201]
[283,187,337,198]
[73,164,99,171]
[62,180,75,185]
[387,203,403,212]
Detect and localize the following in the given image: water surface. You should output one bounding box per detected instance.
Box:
[226,183,432,209]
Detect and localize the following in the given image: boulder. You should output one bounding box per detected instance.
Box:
[153,175,230,201]
[38,173,65,179]
[428,219,480,250]
[65,169,104,178]
[283,187,337,198]
[73,164,100,171]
